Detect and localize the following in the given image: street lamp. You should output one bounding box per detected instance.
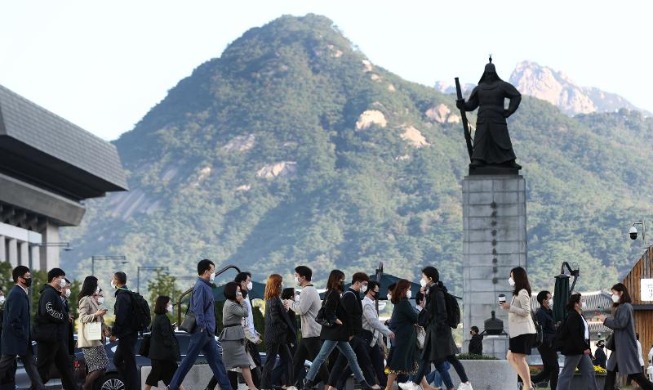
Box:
[38,242,73,251]
[137,266,169,293]
[91,255,128,275]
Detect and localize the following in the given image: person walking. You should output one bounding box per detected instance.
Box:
[220,282,258,390]
[554,293,598,390]
[78,276,110,390]
[384,280,418,390]
[302,270,375,390]
[362,281,394,387]
[167,259,232,390]
[109,271,139,390]
[145,296,184,390]
[530,290,559,390]
[261,274,296,390]
[601,283,653,390]
[468,327,483,356]
[499,266,535,390]
[0,266,45,390]
[287,265,329,387]
[409,266,472,390]
[33,267,79,390]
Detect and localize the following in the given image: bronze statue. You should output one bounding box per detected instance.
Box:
[456,58,522,173]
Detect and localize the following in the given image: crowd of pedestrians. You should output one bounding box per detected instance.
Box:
[2,260,653,390]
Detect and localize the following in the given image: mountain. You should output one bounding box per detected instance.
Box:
[436,61,643,116]
[61,14,653,295]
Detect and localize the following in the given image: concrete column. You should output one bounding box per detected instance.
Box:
[462,175,527,358]
[0,235,5,263]
[19,241,29,266]
[7,238,18,268]
[30,245,40,271]
[40,222,61,271]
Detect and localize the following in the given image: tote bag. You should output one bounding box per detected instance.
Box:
[84,321,102,341]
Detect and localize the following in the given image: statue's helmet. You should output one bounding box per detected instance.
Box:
[484,62,496,73]
[479,59,502,83]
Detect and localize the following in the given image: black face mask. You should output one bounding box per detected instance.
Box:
[22,277,32,287]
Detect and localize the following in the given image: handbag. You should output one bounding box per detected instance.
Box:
[415,325,426,349]
[179,295,197,333]
[531,311,544,348]
[139,333,151,357]
[84,321,103,341]
[315,291,335,328]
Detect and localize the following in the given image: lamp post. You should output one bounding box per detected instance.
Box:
[137,266,169,294]
[91,255,128,275]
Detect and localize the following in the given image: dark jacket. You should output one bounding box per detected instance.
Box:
[264,296,296,345]
[422,282,458,361]
[469,333,483,355]
[1,285,31,355]
[62,296,75,354]
[340,289,363,337]
[149,314,180,361]
[113,286,136,337]
[387,298,418,371]
[33,284,67,342]
[535,307,556,347]
[320,289,349,342]
[191,278,216,335]
[556,309,590,356]
[593,346,607,368]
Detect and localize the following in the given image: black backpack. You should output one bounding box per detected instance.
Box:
[443,291,461,329]
[127,291,151,331]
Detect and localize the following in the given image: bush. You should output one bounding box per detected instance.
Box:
[456,353,498,360]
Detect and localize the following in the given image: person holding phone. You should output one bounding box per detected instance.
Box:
[78,276,110,390]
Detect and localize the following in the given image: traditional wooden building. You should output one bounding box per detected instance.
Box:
[622,246,653,359]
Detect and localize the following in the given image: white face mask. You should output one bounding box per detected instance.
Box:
[64,289,71,298]
[209,272,216,282]
[548,299,554,307]
[361,284,368,293]
[581,301,587,310]
[387,293,392,301]
[0,296,5,304]
[611,294,620,303]
[406,290,412,299]
[110,280,116,289]
[420,279,428,288]
[246,281,253,291]
[59,278,67,289]
[167,304,173,313]
[97,297,105,304]
[508,277,515,287]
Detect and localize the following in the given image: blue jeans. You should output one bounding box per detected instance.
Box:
[305,340,365,383]
[425,361,450,388]
[413,357,453,389]
[557,354,598,390]
[169,330,232,390]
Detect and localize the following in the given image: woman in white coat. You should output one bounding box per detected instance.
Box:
[499,266,536,390]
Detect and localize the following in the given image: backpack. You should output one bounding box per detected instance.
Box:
[127,291,151,331]
[443,291,461,329]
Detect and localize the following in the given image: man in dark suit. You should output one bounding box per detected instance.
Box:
[0,265,45,390]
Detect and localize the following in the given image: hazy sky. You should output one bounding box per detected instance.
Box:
[1,1,649,141]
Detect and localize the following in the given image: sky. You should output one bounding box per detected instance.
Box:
[1,1,649,141]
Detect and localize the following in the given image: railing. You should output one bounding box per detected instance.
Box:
[175,264,241,326]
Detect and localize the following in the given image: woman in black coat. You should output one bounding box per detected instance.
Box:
[302,270,374,390]
[385,279,417,390]
[555,293,598,390]
[145,296,183,390]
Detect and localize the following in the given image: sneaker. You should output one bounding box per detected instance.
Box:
[457,383,473,390]
[286,387,298,390]
[398,382,420,390]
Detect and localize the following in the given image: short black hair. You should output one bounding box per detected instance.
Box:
[367,281,380,293]
[114,271,127,285]
[154,295,171,315]
[223,282,239,301]
[281,287,295,300]
[421,266,439,283]
[351,272,369,284]
[295,266,312,281]
[12,266,29,283]
[197,259,214,276]
[234,272,251,284]
[536,290,550,305]
[471,326,479,334]
[47,268,65,282]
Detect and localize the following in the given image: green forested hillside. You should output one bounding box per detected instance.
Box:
[61,14,653,295]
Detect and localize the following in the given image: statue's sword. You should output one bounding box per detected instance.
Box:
[455,77,473,161]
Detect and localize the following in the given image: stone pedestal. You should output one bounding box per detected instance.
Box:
[462,175,527,356]
[481,334,510,360]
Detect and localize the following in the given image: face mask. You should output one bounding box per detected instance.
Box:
[611,294,620,303]
[59,278,67,289]
[110,280,116,289]
[387,293,392,301]
[508,277,515,287]
[548,299,554,307]
[581,301,587,310]
[97,297,105,304]
[64,289,71,298]
[361,284,368,293]
[23,277,32,287]
[209,273,216,282]
[246,281,253,291]
[420,279,427,288]
[0,296,5,304]
[406,290,412,299]
[167,304,173,313]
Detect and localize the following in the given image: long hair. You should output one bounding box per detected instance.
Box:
[391,279,411,304]
[79,276,98,300]
[154,295,171,315]
[566,292,581,311]
[264,274,282,300]
[511,266,531,296]
[611,283,632,304]
[326,269,345,292]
